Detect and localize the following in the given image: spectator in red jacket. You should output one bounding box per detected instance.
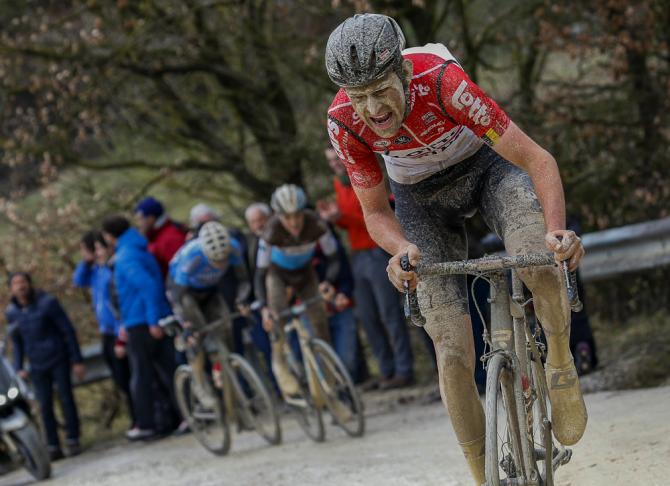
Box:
[134,196,187,277]
[318,147,414,389]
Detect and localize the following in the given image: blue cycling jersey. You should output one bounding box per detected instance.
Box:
[169,237,243,289]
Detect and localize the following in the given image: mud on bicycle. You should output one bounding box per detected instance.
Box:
[403,253,582,486]
[160,306,281,456]
[265,294,365,442]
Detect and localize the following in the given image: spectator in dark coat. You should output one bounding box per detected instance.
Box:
[314,231,360,381]
[102,215,178,441]
[6,272,84,460]
[134,196,187,277]
[73,231,134,428]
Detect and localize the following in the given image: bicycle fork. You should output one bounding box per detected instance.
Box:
[488,272,539,484]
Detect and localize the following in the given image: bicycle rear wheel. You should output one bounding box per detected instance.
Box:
[485,353,536,485]
[174,365,231,455]
[310,339,365,437]
[229,353,281,445]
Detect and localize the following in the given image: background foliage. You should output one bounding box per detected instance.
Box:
[0,0,668,328]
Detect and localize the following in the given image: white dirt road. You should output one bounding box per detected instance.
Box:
[1,385,668,486]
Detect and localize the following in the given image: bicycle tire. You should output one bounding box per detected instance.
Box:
[310,339,365,437]
[228,353,282,446]
[485,353,530,485]
[12,419,51,480]
[285,348,325,443]
[529,348,555,484]
[174,365,231,455]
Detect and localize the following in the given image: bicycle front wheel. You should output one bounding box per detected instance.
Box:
[485,353,532,485]
[310,339,365,437]
[229,353,282,445]
[174,365,231,455]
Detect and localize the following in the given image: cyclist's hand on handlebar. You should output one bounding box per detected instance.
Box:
[261,307,276,332]
[545,229,584,271]
[387,244,421,292]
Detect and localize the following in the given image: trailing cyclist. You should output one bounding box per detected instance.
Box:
[325,14,587,484]
[167,221,251,404]
[255,184,340,402]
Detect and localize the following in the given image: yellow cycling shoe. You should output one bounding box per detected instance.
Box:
[545,360,588,445]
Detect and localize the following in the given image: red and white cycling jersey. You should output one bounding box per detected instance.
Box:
[327,44,510,188]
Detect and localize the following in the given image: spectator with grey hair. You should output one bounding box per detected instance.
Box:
[188,203,221,236]
[244,202,272,272]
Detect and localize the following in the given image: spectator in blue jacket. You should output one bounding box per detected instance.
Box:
[73,230,134,428]
[6,272,84,460]
[101,215,178,441]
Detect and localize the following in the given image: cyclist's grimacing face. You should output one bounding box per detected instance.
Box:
[279,212,304,238]
[345,69,406,138]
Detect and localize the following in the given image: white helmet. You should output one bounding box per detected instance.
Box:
[271,184,307,214]
[199,221,232,261]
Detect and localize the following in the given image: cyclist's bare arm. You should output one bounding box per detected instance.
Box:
[353,180,420,291]
[492,120,584,270]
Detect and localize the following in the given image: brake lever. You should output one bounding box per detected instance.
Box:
[400,254,426,327]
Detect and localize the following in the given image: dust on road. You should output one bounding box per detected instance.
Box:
[2,386,668,486]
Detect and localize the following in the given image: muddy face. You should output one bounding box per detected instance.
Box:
[345,60,413,138]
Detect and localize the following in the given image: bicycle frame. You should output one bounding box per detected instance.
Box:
[411,253,577,486]
[282,312,335,400]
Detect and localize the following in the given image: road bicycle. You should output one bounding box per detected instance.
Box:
[269,296,365,442]
[160,310,281,455]
[402,253,581,486]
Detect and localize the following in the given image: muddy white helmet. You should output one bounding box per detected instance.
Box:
[271,184,307,214]
[199,221,232,261]
[325,13,406,88]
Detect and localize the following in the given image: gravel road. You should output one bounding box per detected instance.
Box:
[1,385,668,486]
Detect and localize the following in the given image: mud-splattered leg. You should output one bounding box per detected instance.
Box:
[480,157,587,446]
[394,180,486,485]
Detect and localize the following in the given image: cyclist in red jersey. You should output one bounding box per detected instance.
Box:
[326,14,587,484]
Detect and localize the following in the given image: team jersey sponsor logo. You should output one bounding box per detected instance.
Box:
[420,121,446,138]
[451,80,491,126]
[416,84,430,97]
[483,127,501,146]
[394,135,411,145]
[403,127,463,158]
[374,140,391,149]
[422,112,437,125]
[276,242,317,256]
[351,171,372,186]
[327,119,349,162]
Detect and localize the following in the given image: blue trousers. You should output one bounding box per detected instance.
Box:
[31,359,80,448]
[352,248,414,378]
[329,308,360,382]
